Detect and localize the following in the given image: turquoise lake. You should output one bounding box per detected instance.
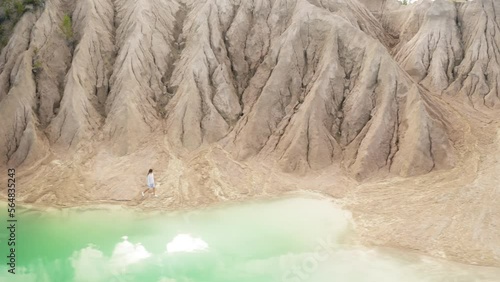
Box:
[1,196,499,282]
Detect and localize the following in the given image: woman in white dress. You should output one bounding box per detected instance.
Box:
[142,169,157,197]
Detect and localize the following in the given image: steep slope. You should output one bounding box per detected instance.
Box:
[104,0,179,154]
[447,0,500,108]
[48,0,114,149]
[29,0,73,129]
[394,0,463,92]
[0,0,457,179]
[223,0,453,178]
[164,0,241,150]
[306,0,397,47]
[0,12,46,167]
[383,0,500,108]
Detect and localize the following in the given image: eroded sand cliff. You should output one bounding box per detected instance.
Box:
[0,0,499,267]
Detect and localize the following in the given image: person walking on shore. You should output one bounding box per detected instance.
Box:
[142,169,157,197]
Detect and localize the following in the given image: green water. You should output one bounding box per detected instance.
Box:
[1,196,500,282]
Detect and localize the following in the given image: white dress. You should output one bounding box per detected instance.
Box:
[147,173,155,188]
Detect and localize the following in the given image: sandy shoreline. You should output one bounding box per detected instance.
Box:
[0,189,339,215]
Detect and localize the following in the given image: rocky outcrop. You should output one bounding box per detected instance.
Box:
[447,0,500,108]
[394,0,463,92]
[2,0,498,176]
[0,12,46,167]
[3,0,500,179]
[105,0,179,154]
[383,0,500,109]
[224,0,453,179]
[48,0,114,149]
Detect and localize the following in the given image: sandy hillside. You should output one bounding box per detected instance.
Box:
[0,0,499,267]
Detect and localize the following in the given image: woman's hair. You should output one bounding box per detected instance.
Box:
[148,169,153,175]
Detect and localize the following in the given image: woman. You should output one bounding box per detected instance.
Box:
[142,169,157,197]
